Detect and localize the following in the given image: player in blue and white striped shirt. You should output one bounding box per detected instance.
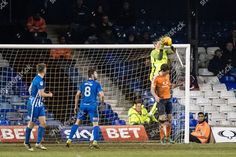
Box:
[24,63,53,151]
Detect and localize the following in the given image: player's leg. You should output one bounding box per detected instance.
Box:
[24,98,35,151]
[89,107,100,149]
[35,105,47,150]
[158,100,167,144]
[68,119,82,140]
[36,115,47,150]
[24,121,35,151]
[66,108,85,147]
[166,99,174,144]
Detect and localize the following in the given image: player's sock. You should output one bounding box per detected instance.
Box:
[159,125,165,141]
[93,126,100,141]
[167,124,172,138]
[25,127,32,144]
[69,124,79,140]
[37,126,45,144]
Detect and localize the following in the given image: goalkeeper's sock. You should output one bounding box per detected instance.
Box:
[69,124,79,140]
[93,126,100,141]
[25,127,32,144]
[37,126,45,144]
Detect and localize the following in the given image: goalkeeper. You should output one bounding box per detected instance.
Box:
[150,36,175,81]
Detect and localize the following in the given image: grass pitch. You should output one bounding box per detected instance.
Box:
[0,143,236,157]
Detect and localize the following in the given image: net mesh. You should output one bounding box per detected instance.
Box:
[0,46,188,143]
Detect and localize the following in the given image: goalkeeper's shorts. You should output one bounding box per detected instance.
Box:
[27,97,46,122]
[77,104,99,122]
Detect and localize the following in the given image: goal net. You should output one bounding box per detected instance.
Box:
[0,44,190,143]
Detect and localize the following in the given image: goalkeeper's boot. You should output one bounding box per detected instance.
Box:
[66,139,72,148]
[89,140,100,149]
[24,142,34,152]
[35,143,47,150]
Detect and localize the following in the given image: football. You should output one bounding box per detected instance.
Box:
[162,36,172,46]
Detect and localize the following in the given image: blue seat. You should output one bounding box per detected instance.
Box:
[112,119,126,125]
[225,82,236,91]
[220,75,235,83]
[0,120,9,125]
[190,119,198,128]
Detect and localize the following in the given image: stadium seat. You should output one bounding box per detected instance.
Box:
[225,82,236,91]
[220,91,235,99]
[198,47,206,54]
[190,105,201,113]
[205,76,220,85]
[212,84,227,92]
[198,68,214,76]
[0,102,12,109]
[204,106,218,113]
[204,91,219,99]
[0,119,9,125]
[220,105,234,113]
[207,47,220,56]
[227,98,236,106]
[113,118,129,125]
[190,91,204,99]
[230,68,236,77]
[172,90,185,99]
[190,119,198,128]
[220,120,231,126]
[228,112,236,121]
[212,98,226,107]
[220,76,236,83]
[199,84,212,92]
[196,97,212,105]
[210,113,225,121]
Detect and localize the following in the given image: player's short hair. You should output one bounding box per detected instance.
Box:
[198,112,204,116]
[37,63,46,73]
[160,64,169,72]
[88,68,96,78]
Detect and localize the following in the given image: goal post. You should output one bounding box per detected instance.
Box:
[0,44,190,143]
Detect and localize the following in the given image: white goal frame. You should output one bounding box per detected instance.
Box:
[0,44,191,143]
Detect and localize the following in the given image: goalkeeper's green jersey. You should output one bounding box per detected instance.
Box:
[150,48,169,81]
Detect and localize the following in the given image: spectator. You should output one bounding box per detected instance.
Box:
[27,13,46,33]
[139,32,151,44]
[222,42,236,66]
[50,35,72,59]
[190,112,211,144]
[93,5,105,25]
[127,34,137,44]
[98,28,116,44]
[128,99,157,125]
[72,0,90,25]
[208,49,226,75]
[118,1,135,27]
[98,15,113,33]
[26,13,47,37]
[226,29,236,49]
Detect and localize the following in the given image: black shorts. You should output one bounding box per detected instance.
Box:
[158,98,172,116]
